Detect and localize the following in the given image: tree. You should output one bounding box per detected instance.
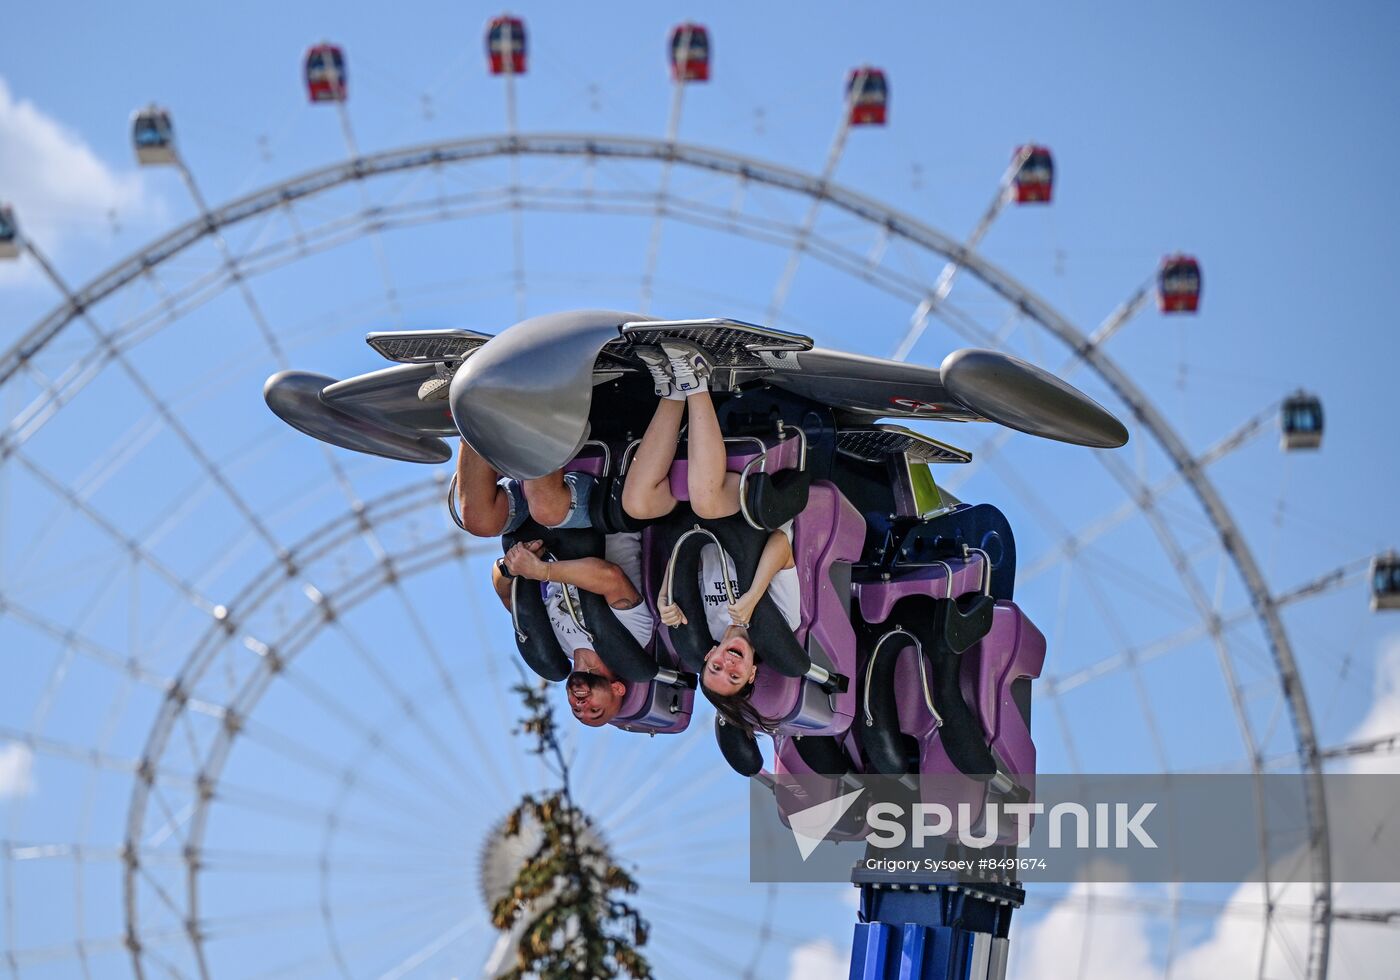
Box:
[488,682,653,979]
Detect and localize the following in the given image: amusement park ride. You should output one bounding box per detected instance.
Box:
[265,307,1128,980]
[1,13,1396,980]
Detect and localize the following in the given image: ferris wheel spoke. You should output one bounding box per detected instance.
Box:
[590,723,715,836]
[19,241,294,569]
[199,847,460,878]
[374,915,477,980]
[207,781,460,856]
[170,157,289,367]
[201,880,456,944]
[637,66,692,315]
[271,667,475,812]
[980,451,1200,622]
[290,897,467,980]
[1074,560,1173,767]
[234,717,451,831]
[1085,275,1156,351]
[765,99,857,325]
[321,618,490,800]
[385,581,514,797]
[327,104,403,329]
[892,148,1027,361]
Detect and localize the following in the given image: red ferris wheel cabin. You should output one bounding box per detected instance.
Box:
[1158,254,1202,313]
[487,16,527,75]
[1012,145,1054,204]
[304,44,347,103]
[670,23,710,82]
[846,67,887,126]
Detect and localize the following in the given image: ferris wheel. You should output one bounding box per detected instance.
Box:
[1,15,1396,980]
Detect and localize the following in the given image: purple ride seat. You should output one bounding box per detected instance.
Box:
[746,481,864,736]
[608,523,695,734]
[664,433,862,737]
[562,439,610,477]
[546,441,694,735]
[851,556,1047,841]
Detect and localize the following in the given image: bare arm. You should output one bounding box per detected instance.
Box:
[502,541,641,610]
[455,441,511,537]
[728,529,794,625]
[656,559,687,627]
[491,560,513,612]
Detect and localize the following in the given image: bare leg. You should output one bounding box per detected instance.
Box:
[522,470,571,527]
[455,440,511,537]
[621,398,685,520]
[685,389,740,519]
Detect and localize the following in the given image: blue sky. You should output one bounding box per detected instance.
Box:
[2,1,1399,977]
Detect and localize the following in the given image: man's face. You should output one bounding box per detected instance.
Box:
[566,670,624,727]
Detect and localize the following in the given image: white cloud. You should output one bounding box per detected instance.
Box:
[0,76,156,286]
[0,742,34,798]
[1013,632,1400,979]
[787,938,847,980]
[1343,632,1400,776]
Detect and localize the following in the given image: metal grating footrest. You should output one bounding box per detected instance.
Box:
[838,424,972,465]
[619,318,812,369]
[366,328,494,364]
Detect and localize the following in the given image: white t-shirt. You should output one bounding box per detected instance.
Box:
[544,532,654,656]
[698,522,801,641]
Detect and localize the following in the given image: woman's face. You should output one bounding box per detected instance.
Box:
[703,628,757,696]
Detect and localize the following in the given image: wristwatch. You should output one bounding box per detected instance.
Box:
[495,556,515,580]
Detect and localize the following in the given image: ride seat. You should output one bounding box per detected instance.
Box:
[746,480,864,736]
[609,522,697,735]
[910,600,1045,841]
[853,553,1046,841]
[661,430,810,530]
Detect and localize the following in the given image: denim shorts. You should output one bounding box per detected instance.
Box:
[500,472,596,533]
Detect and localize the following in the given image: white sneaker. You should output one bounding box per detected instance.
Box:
[417,362,456,401]
[661,340,712,396]
[633,346,676,399]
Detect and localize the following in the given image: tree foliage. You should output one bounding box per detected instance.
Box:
[491,682,653,979]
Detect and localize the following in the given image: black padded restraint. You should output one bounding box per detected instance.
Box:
[856,624,922,776]
[504,518,660,684]
[744,467,812,531]
[790,734,858,776]
[868,596,1002,778]
[501,521,603,682]
[665,513,810,678]
[937,590,996,654]
[899,595,997,781]
[591,475,650,536]
[714,715,764,777]
[572,586,658,683]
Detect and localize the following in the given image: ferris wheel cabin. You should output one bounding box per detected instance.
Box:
[1373,553,1400,612]
[1281,391,1324,451]
[670,23,710,81]
[1012,145,1054,203]
[847,67,888,126]
[304,43,347,103]
[1158,254,1201,313]
[131,106,175,165]
[0,205,18,259]
[487,16,527,75]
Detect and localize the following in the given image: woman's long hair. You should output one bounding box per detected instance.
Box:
[702,681,776,740]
